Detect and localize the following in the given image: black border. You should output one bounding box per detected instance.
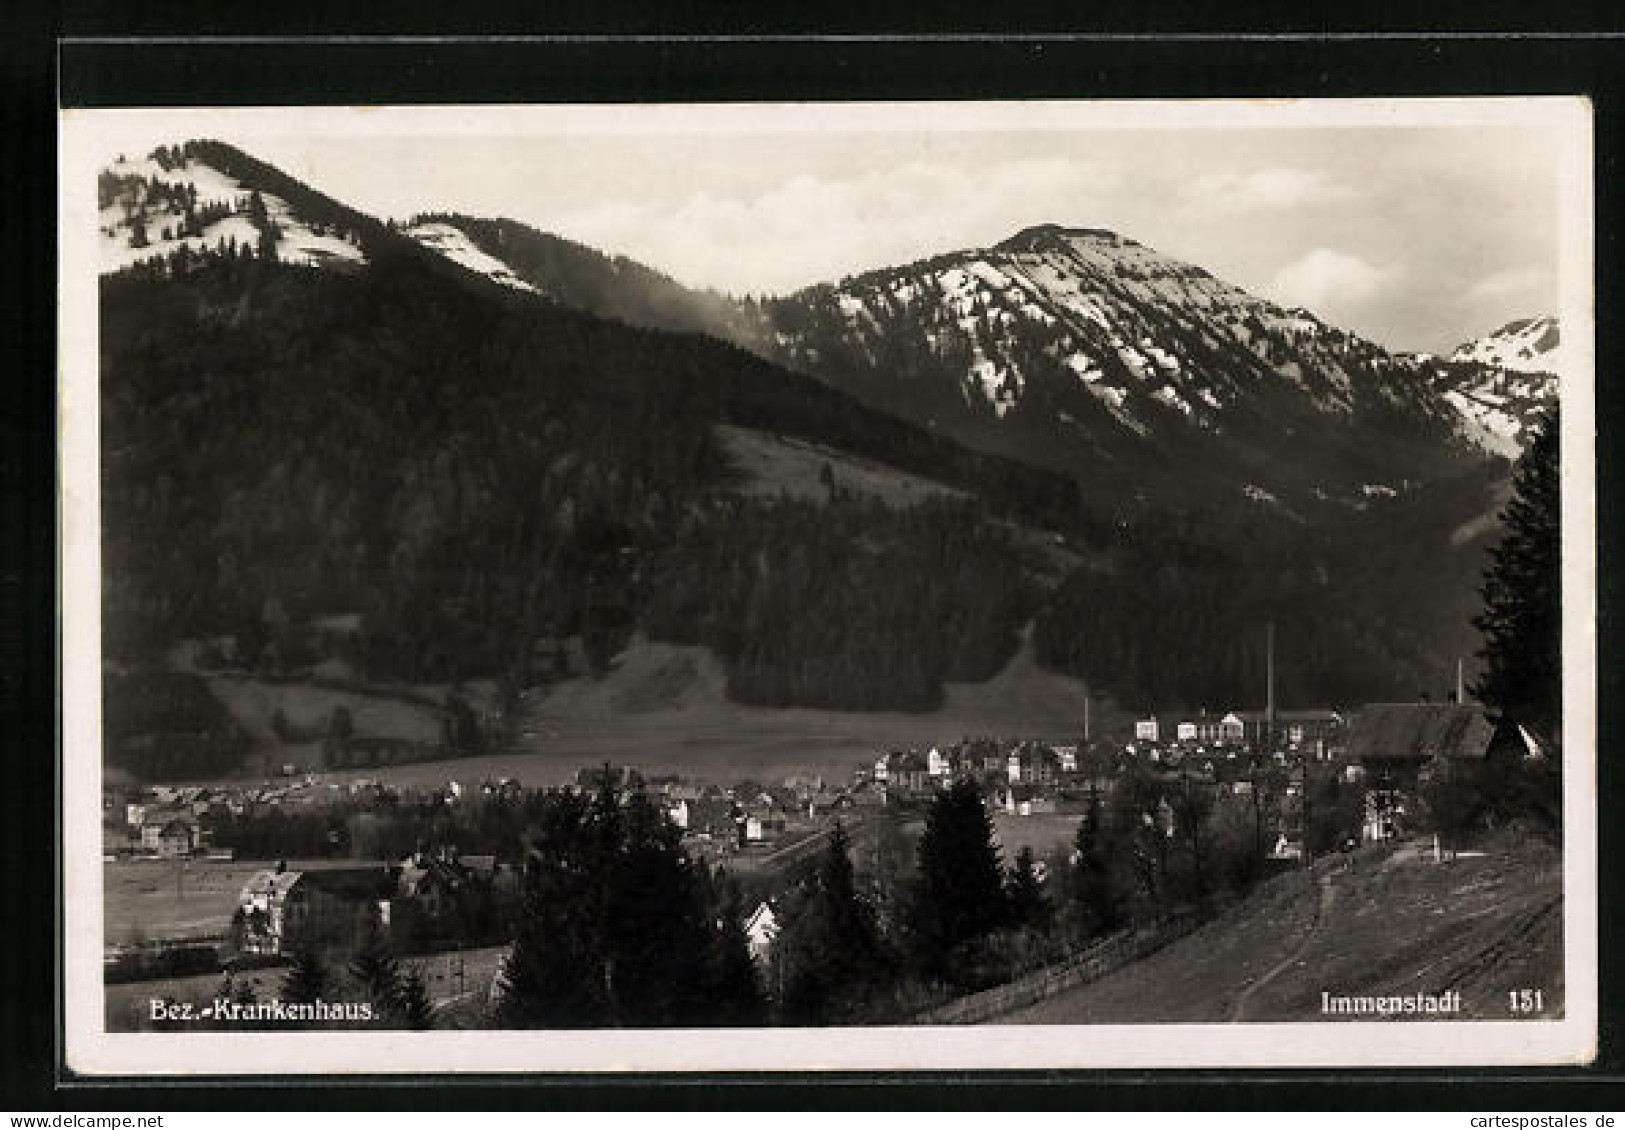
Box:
[11,29,1622,1107]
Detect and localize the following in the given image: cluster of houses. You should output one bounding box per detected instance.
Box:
[1127,701,1547,843]
[234,847,522,956]
[1343,701,1548,841]
[856,700,1547,846]
[1131,708,1345,753]
[104,776,389,860]
[730,700,1551,964]
[104,691,1548,986]
[109,784,222,859]
[639,775,885,865]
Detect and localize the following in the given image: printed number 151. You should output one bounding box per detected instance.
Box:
[1508,989,1545,1014]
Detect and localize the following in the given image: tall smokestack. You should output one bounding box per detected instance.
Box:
[1266,622,1276,747]
[1456,657,1465,704]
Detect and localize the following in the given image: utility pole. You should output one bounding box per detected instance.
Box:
[1299,751,1312,871]
[1456,657,1465,704]
[1265,621,1276,753]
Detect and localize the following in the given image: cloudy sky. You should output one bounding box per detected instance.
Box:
[78,101,1584,353]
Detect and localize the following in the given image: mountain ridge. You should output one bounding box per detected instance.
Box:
[403,211,1550,509]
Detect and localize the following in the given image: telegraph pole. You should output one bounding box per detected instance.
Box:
[1265,621,1276,753]
[1300,749,1312,870]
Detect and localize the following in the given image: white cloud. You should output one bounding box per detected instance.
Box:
[548,156,1123,294]
[1267,247,1398,314]
[1459,266,1548,307]
[1184,167,1359,215]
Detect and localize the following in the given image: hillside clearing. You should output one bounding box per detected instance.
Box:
[715,423,966,506]
[459,628,1109,787]
[998,836,1562,1024]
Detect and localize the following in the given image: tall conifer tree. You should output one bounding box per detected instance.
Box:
[776,822,887,1024]
[908,777,1007,981]
[1473,407,1561,744]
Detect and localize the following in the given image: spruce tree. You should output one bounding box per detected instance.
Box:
[348,920,405,1026]
[396,970,435,1030]
[1066,792,1125,938]
[601,792,713,1026]
[776,822,888,1025]
[281,948,328,1005]
[497,839,612,1028]
[1005,845,1050,933]
[497,782,723,1028]
[704,878,767,1027]
[908,777,1007,981]
[1473,407,1561,744]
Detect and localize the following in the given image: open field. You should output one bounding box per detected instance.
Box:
[313,631,1112,790]
[716,423,967,507]
[991,812,1083,862]
[206,673,446,747]
[104,857,393,947]
[156,630,1112,791]
[997,834,1563,1024]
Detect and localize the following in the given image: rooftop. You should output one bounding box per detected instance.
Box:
[1344,703,1498,761]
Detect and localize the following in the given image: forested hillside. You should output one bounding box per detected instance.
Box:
[100,253,1070,727]
[1032,463,1503,710]
[407,213,761,341]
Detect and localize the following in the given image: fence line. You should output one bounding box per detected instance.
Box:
[916,910,1204,1025]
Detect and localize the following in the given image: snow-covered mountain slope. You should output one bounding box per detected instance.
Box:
[1410,317,1562,459]
[428,215,1520,499]
[768,226,1451,427]
[403,220,539,293]
[98,146,367,274]
[1451,315,1571,377]
[748,225,1484,499]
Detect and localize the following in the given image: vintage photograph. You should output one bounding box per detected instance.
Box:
[58,99,1595,1072]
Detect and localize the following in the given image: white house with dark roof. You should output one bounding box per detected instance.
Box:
[744,902,779,964]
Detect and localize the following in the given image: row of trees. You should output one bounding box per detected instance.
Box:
[496,777,765,1027]
[489,766,1351,1028]
[764,762,1376,1024]
[147,929,435,1031]
[103,671,248,780]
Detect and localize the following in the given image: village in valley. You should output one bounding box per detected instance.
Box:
[103,665,1557,1030]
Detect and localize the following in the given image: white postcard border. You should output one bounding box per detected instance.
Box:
[58,97,1598,1075]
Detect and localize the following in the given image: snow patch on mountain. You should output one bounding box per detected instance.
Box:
[404,222,539,294]
[1431,316,1561,458]
[99,151,366,274]
[761,223,1461,462]
[1450,316,1570,378]
[1442,389,1525,460]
